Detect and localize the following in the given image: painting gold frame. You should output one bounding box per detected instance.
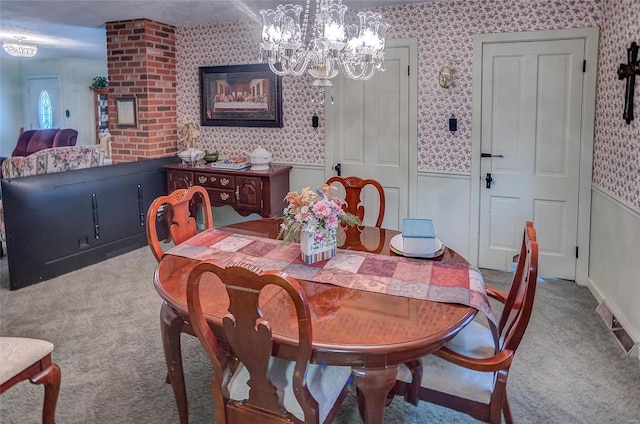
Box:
[116,96,138,127]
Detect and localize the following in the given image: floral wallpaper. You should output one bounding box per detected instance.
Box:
[176,0,601,175]
[175,21,327,165]
[593,0,640,211]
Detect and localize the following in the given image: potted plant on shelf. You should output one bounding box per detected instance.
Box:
[90,76,108,90]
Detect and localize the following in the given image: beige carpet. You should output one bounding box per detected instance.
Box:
[1,247,639,423]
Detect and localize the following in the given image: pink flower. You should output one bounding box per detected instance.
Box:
[325,214,339,228]
[312,200,331,218]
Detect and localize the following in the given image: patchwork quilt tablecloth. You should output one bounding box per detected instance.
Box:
[166,229,495,324]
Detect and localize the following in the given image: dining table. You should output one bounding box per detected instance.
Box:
[153,218,491,424]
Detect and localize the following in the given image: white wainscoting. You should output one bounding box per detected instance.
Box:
[587,187,640,357]
[416,172,472,261]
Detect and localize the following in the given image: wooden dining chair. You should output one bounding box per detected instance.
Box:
[326,176,386,227]
[145,185,213,422]
[389,221,538,424]
[187,261,353,424]
[146,185,213,262]
[0,337,61,424]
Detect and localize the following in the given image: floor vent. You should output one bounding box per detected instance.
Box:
[596,301,638,356]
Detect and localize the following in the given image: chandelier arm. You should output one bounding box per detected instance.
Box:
[260,0,388,86]
[338,59,376,80]
[268,61,293,76]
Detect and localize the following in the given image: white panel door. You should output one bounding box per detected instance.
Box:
[479,39,585,280]
[328,45,410,230]
[27,77,62,129]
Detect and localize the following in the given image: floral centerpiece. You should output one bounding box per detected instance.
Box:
[279,185,360,263]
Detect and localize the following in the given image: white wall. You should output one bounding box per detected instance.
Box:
[0,59,23,157]
[4,58,107,148]
[587,188,640,353]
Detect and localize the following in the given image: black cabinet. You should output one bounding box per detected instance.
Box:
[1,156,177,289]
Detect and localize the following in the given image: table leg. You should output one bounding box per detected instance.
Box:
[352,366,398,424]
[160,302,189,424]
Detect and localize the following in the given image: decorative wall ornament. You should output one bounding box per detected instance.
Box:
[177,122,201,149]
[439,63,453,88]
[617,41,640,125]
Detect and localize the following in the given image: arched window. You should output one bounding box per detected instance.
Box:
[38,90,53,129]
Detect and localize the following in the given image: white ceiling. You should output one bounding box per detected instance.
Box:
[0,0,430,61]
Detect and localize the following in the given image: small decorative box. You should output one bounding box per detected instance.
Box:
[402,218,436,257]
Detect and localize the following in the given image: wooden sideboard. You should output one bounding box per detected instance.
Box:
[164,163,291,218]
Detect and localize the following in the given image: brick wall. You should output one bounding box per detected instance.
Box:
[105,19,177,162]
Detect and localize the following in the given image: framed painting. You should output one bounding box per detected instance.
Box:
[199,64,283,127]
[116,96,137,127]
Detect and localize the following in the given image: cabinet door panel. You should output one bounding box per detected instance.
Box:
[168,170,193,191]
[236,176,262,213]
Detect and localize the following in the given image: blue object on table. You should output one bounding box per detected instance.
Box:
[402,218,437,256]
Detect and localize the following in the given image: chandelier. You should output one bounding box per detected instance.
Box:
[259,0,388,102]
[3,36,38,58]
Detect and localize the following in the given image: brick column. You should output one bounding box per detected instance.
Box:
[106,19,177,162]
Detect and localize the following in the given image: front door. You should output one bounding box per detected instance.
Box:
[478,38,585,280]
[327,42,413,230]
[26,77,62,129]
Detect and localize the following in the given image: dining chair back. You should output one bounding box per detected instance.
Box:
[187,261,352,424]
[326,176,385,227]
[146,185,214,422]
[391,221,538,424]
[0,337,61,424]
[146,186,213,262]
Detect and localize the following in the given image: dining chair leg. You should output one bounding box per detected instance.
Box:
[160,302,189,424]
[352,366,398,424]
[503,394,514,424]
[31,360,61,424]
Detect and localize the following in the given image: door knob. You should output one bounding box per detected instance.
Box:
[486,173,493,189]
[334,163,342,177]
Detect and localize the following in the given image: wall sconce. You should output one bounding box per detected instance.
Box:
[439,63,453,89]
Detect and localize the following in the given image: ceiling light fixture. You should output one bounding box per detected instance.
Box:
[259,0,388,104]
[3,36,38,58]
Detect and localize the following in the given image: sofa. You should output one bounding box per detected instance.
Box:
[0,128,78,178]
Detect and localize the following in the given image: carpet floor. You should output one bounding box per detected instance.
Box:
[0,247,638,423]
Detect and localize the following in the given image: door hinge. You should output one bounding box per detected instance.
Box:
[575,246,579,258]
[582,60,586,73]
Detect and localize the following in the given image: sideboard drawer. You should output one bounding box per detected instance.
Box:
[194,172,235,189]
[206,188,235,205]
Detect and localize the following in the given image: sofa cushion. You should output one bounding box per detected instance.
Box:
[2,146,105,179]
[11,130,37,156]
[24,129,59,155]
[52,129,78,148]
[44,145,104,174]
